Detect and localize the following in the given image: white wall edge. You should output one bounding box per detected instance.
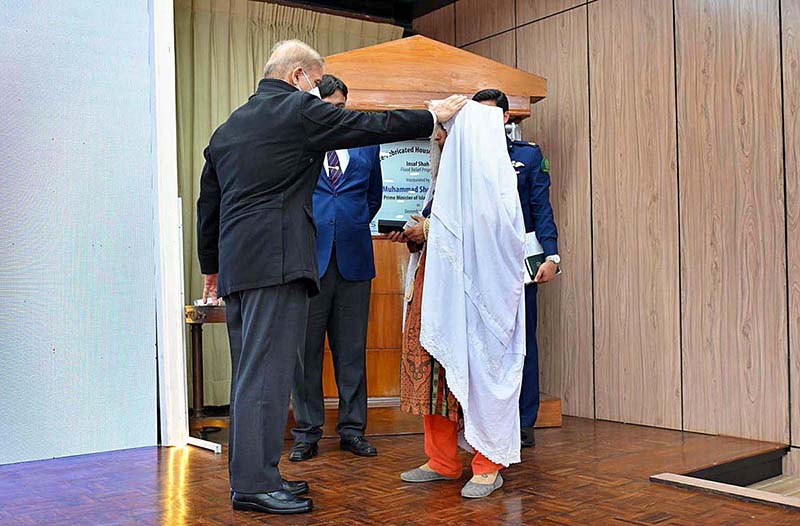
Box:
[151,0,189,447]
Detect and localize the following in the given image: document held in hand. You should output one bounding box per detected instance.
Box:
[524,232,545,285]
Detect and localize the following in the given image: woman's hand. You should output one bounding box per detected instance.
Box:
[404,216,427,244]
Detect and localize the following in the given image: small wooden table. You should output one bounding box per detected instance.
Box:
[185,304,229,436]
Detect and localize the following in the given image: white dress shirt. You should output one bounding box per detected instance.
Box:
[323,149,350,176]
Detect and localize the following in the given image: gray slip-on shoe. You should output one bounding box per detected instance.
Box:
[460,473,504,498]
[400,467,459,483]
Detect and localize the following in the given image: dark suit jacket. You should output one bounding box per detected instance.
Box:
[314,145,382,281]
[197,78,433,297]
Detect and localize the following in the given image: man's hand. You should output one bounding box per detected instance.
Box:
[385,231,407,243]
[427,95,468,123]
[404,215,427,244]
[202,273,220,305]
[534,261,559,284]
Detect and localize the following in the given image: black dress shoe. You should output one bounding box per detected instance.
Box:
[230,479,308,499]
[281,478,309,496]
[340,436,378,457]
[289,441,318,462]
[231,490,312,515]
[521,426,536,448]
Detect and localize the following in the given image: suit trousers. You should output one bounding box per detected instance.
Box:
[291,248,371,443]
[520,284,540,428]
[225,282,309,494]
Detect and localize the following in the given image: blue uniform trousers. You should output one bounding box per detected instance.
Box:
[520,284,540,428]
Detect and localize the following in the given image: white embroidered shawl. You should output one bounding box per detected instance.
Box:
[420,101,527,466]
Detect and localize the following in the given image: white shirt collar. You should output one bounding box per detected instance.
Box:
[323,149,350,175]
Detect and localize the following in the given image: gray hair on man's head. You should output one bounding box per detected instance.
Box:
[263,39,324,78]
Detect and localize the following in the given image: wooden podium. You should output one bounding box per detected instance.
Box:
[186,36,562,437]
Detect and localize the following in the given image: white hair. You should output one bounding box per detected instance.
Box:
[263,39,324,78]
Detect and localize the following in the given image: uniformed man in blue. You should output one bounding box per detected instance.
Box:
[473,89,560,448]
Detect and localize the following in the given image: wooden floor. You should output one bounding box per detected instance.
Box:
[1,417,798,525]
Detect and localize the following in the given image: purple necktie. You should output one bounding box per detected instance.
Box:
[326,151,342,189]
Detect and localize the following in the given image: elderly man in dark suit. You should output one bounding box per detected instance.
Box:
[197,39,465,515]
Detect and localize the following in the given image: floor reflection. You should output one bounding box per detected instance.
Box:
[160,446,189,526]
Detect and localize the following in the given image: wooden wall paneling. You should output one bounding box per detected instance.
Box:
[412,4,455,45]
[677,0,789,443]
[455,0,514,47]
[784,447,800,477]
[784,0,800,447]
[517,8,594,418]
[589,0,681,429]
[463,31,516,68]
[517,0,585,27]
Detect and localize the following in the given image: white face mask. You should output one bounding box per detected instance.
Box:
[297,70,321,99]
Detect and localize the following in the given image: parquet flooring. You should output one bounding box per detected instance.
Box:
[1,417,798,525]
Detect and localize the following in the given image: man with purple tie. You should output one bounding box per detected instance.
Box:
[290,75,382,461]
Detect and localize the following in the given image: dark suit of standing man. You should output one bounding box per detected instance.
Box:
[290,75,381,461]
[473,89,560,449]
[197,39,466,515]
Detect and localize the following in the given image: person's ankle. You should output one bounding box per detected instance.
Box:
[423,462,461,478]
[470,472,498,484]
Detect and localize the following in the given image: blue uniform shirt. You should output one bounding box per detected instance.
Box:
[507,138,559,257]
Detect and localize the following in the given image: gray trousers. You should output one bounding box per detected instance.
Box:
[226,282,309,494]
[291,249,371,443]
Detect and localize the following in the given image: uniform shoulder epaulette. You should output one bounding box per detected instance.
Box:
[511,140,539,149]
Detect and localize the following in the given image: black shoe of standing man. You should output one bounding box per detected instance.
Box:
[231,490,312,515]
[340,435,378,457]
[521,426,536,448]
[281,479,310,495]
[230,479,309,499]
[289,442,319,462]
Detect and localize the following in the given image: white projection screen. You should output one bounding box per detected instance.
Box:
[0,1,158,464]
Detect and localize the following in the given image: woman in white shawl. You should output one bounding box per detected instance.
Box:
[387,103,527,499]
